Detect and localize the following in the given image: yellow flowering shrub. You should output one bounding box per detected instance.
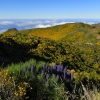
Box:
[0,69,16,99]
[0,68,32,100]
[0,69,13,87]
[14,82,32,99]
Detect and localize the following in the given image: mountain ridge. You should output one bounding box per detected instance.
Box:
[2,23,100,43]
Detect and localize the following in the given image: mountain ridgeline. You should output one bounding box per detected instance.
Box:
[0,23,100,83]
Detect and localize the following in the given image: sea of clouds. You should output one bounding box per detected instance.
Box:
[0,19,100,34]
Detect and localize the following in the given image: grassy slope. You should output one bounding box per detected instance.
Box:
[2,23,100,42]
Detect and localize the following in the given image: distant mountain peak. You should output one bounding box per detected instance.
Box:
[7,28,18,31]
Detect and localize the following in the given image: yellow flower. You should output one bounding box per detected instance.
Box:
[25,96,29,99]
[23,82,28,85]
[14,92,18,96]
[70,69,75,73]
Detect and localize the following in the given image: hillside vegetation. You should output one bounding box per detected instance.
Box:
[0,23,100,79]
[1,23,100,42]
[1,23,100,99]
[1,23,100,63]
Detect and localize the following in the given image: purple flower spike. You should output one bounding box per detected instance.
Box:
[57,64,63,72]
[57,65,60,72]
[63,67,66,73]
[59,64,63,72]
[52,64,56,70]
[46,74,50,80]
[71,72,74,80]
[23,66,27,72]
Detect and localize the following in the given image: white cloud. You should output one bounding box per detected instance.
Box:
[52,22,66,26]
[34,21,68,28]
[0,20,74,30]
[16,21,42,26]
[0,19,99,33]
[34,21,75,28]
[0,21,14,25]
[87,22,95,25]
[52,21,74,26]
[35,24,51,28]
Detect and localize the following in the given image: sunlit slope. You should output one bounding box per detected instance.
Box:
[55,23,100,43]
[20,23,77,40]
[2,23,100,42]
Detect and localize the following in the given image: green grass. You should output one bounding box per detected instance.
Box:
[6,59,36,72]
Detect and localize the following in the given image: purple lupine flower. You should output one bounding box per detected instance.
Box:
[52,64,56,70]
[71,72,74,80]
[63,67,67,73]
[46,74,50,80]
[59,64,63,72]
[63,67,67,79]
[56,65,61,77]
[57,65,60,72]
[23,66,27,72]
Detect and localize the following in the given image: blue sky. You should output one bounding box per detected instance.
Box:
[0,0,100,19]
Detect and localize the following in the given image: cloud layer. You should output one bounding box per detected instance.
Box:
[0,19,100,34]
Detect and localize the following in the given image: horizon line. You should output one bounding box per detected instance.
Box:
[0,18,100,20]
